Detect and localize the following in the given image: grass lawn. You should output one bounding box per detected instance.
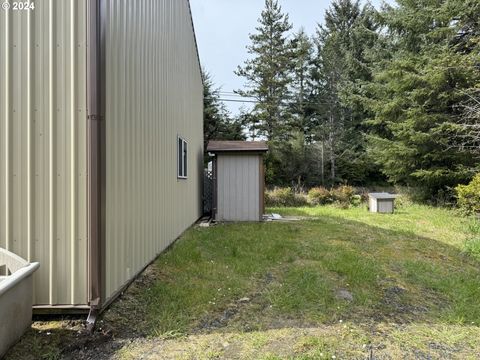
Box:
[6,204,480,359]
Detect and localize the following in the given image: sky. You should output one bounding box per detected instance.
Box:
[189,0,392,115]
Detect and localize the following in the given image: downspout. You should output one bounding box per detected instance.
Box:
[86,0,102,332]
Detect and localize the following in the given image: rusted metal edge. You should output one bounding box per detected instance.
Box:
[86,298,100,333]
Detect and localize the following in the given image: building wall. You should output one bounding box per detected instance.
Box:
[0,0,89,306]
[217,154,261,222]
[103,0,203,301]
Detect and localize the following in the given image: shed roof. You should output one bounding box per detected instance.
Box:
[207,141,268,153]
[368,192,398,200]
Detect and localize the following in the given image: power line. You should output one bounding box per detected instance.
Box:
[217,98,258,103]
[218,93,256,99]
[205,97,338,106]
[218,91,242,94]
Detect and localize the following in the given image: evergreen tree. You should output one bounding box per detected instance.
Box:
[235,0,293,141]
[366,0,480,199]
[310,0,379,185]
[290,28,314,139]
[203,70,244,152]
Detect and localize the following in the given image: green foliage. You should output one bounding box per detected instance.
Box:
[308,187,332,205]
[10,205,480,359]
[456,174,480,215]
[235,0,293,141]
[203,70,244,152]
[365,0,480,199]
[351,194,362,207]
[330,185,356,208]
[231,0,480,198]
[464,221,480,260]
[306,0,381,185]
[265,187,308,207]
[267,185,360,208]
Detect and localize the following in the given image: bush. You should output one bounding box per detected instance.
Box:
[308,187,332,205]
[331,185,356,207]
[266,185,363,208]
[351,195,362,207]
[456,174,480,215]
[294,193,309,207]
[265,187,308,207]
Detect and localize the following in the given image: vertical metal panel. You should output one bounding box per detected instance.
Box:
[103,0,203,301]
[0,0,88,306]
[217,155,261,222]
[377,200,394,214]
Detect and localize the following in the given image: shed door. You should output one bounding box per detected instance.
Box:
[217,155,260,221]
[377,199,394,213]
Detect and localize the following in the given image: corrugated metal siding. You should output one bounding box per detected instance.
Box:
[217,155,261,222]
[377,200,394,214]
[0,0,88,306]
[103,0,203,301]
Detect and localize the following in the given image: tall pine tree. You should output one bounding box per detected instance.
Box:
[366,0,480,199]
[203,70,244,153]
[310,0,379,185]
[235,0,293,141]
[290,28,314,140]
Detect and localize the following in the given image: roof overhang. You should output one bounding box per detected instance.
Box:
[207,141,268,154]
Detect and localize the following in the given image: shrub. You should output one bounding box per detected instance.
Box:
[456,174,480,215]
[294,193,309,207]
[265,187,307,207]
[307,187,332,205]
[331,185,356,206]
[394,194,413,209]
[351,195,362,207]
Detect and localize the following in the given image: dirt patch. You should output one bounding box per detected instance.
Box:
[197,272,277,332]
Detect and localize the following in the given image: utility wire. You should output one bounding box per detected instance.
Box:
[217,99,259,104]
[205,96,337,106]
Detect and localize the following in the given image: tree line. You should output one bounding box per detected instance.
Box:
[204,0,480,201]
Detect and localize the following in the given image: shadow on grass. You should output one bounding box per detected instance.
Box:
[6,211,480,359]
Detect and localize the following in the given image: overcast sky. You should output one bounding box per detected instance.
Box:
[189,0,393,115]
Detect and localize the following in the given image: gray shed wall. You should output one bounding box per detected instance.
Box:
[369,197,394,214]
[216,154,261,222]
[377,200,394,214]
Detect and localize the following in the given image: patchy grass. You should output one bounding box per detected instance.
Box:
[6,205,480,359]
[464,221,480,261]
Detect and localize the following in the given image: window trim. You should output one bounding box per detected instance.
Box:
[177,136,188,179]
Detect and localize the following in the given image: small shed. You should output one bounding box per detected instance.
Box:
[207,141,268,222]
[368,193,398,214]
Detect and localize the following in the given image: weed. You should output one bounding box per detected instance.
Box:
[464,220,480,260]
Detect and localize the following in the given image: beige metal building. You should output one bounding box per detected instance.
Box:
[0,0,203,316]
[207,141,268,222]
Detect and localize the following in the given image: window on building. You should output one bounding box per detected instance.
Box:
[178,137,188,179]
